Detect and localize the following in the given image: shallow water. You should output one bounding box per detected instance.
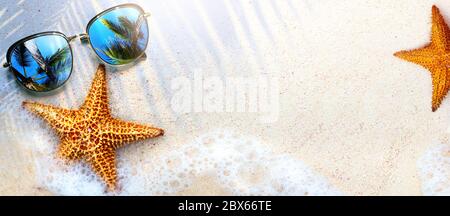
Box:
[30,129,341,195]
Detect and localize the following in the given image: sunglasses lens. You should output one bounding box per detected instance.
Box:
[88,6,149,65]
[9,34,72,92]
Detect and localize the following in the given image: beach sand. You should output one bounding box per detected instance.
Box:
[2,0,450,195]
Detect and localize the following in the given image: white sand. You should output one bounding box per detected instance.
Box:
[2,0,450,195]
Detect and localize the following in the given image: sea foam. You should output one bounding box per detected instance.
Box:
[418,143,450,195]
[18,109,341,195]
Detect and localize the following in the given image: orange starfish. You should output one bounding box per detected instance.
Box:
[23,64,164,191]
[394,5,450,112]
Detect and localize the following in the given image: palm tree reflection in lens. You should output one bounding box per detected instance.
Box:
[12,44,32,77]
[97,15,145,65]
[11,43,46,91]
[31,44,71,87]
[11,40,71,91]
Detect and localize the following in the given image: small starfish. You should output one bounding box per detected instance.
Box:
[394,5,450,112]
[23,64,164,191]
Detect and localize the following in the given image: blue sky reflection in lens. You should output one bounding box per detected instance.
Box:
[10,34,72,92]
[88,7,149,65]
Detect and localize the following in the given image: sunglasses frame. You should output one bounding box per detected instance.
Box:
[85,3,150,66]
[4,31,74,93]
[3,3,151,92]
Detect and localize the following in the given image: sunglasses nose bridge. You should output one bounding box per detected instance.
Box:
[67,33,89,44]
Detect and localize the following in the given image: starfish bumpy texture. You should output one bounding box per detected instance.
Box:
[394,5,450,112]
[23,64,164,191]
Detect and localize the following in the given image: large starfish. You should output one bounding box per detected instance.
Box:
[23,64,164,191]
[394,5,450,112]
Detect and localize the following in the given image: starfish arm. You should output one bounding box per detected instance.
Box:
[88,146,117,191]
[430,65,450,111]
[22,64,165,191]
[431,5,450,51]
[394,45,437,68]
[79,64,110,118]
[101,118,164,149]
[23,101,77,135]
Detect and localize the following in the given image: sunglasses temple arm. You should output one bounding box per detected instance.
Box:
[3,62,10,68]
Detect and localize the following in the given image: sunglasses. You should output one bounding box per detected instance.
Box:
[2,3,150,92]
